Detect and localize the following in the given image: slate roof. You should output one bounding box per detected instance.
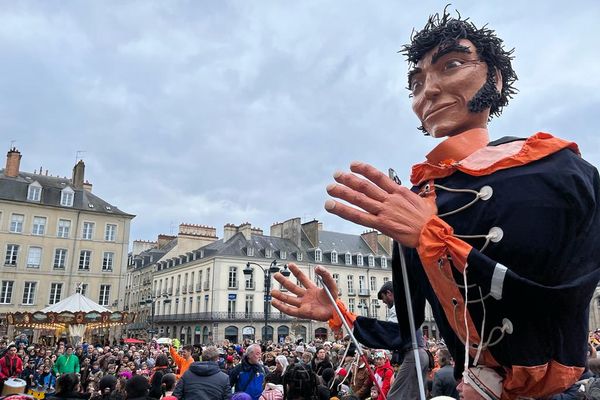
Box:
[0,169,133,217]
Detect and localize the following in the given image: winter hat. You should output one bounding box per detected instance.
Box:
[295,345,304,353]
[336,367,348,378]
[463,366,503,400]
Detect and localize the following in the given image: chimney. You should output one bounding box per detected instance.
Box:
[251,227,263,236]
[82,180,93,193]
[72,160,85,189]
[302,220,320,248]
[377,233,393,255]
[271,218,302,248]
[157,234,176,249]
[361,230,379,255]
[238,222,252,241]
[4,147,21,178]
[223,223,237,242]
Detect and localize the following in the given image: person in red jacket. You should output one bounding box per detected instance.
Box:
[0,344,24,382]
[373,350,394,398]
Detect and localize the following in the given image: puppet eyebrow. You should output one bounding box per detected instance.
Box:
[407,67,422,87]
[431,44,472,64]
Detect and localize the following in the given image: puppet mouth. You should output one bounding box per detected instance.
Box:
[424,103,455,120]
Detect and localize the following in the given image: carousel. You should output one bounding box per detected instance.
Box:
[5,291,135,346]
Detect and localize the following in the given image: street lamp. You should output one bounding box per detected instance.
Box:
[243,260,290,342]
[143,293,171,339]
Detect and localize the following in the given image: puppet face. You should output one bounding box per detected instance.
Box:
[457,379,487,400]
[410,39,500,138]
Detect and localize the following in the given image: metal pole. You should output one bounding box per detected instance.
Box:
[398,244,426,400]
[265,271,270,342]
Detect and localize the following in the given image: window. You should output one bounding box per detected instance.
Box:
[245,270,254,290]
[297,252,303,262]
[331,250,338,264]
[0,280,15,304]
[105,224,117,241]
[102,252,114,271]
[27,247,42,268]
[348,298,355,313]
[49,283,63,304]
[281,251,287,260]
[57,219,71,238]
[245,295,254,317]
[31,216,46,235]
[10,214,24,233]
[60,187,74,207]
[27,183,42,202]
[347,275,354,294]
[368,255,375,267]
[359,276,366,293]
[371,299,379,318]
[370,276,377,292]
[22,282,36,305]
[228,267,238,289]
[82,222,94,240]
[345,252,352,265]
[99,285,111,306]
[247,247,254,257]
[383,277,390,284]
[228,298,236,318]
[357,254,363,266]
[54,249,67,269]
[79,250,91,270]
[315,248,322,262]
[265,249,273,258]
[5,244,19,266]
[333,274,340,288]
[79,283,88,297]
[381,257,388,269]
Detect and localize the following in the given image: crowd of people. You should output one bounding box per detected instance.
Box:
[0,332,467,400]
[2,330,600,399]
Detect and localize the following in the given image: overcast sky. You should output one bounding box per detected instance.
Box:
[2,1,600,243]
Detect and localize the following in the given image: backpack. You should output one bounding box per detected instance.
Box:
[425,349,435,371]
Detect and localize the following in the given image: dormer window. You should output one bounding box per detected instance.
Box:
[345,252,352,265]
[331,250,338,264]
[315,248,322,262]
[27,182,42,202]
[265,249,273,258]
[357,253,364,266]
[381,256,388,269]
[368,254,375,267]
[247,247,254,257]
[280,251,287,260]
[60,187,74,207]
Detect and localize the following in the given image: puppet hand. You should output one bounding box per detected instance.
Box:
[271,264,337,321]
[325,161,437,248]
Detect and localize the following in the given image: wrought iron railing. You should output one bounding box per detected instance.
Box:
[152,311,309,322]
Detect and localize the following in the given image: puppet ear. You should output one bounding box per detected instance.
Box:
[495,68,503,93]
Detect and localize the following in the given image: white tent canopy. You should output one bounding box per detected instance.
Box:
[40,292,109,313]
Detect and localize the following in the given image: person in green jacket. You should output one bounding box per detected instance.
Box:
[52,345,80,376]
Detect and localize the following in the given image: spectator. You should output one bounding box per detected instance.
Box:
[0,344,24,385]
[350,352,373,400]
[373,351,393,398]
[266,355,288,385]
[53,345,81,376]
[148,354,171,399]
[169,345,194,379]
[230,344,267,400]
[431,348,458,399]
[124,375,154,400]
[90,375,117,400]
[46,373,88,400]
[159,373,177,400]
[282,363,319,400]
[311,347,333,377]
[172,346,231,400]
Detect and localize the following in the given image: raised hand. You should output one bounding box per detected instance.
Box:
[271,263,338,322]
[325,161,437,248]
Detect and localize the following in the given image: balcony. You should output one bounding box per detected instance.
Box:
[167,288,173,295]
[203,281,210,291]
[196,283,201,292]
[188,284,194,293]
[182,287,187,294]
[358,289,370,296]
[176,288,180,295]
[152,311,310,323]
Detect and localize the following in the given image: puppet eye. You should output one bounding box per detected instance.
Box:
[444,59,464,70]
[410,79,423,94]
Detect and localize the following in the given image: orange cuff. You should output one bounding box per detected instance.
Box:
[328,299,357,332]
[417,215,472,272]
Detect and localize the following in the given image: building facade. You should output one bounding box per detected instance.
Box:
[125,218,441,344]
[0,148,134,342]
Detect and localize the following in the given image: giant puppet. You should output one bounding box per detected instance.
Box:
[271,9,600,400]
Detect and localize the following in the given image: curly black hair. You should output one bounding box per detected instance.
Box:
[401,6,518,130]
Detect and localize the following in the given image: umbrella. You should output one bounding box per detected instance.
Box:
[123,338,145,344]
